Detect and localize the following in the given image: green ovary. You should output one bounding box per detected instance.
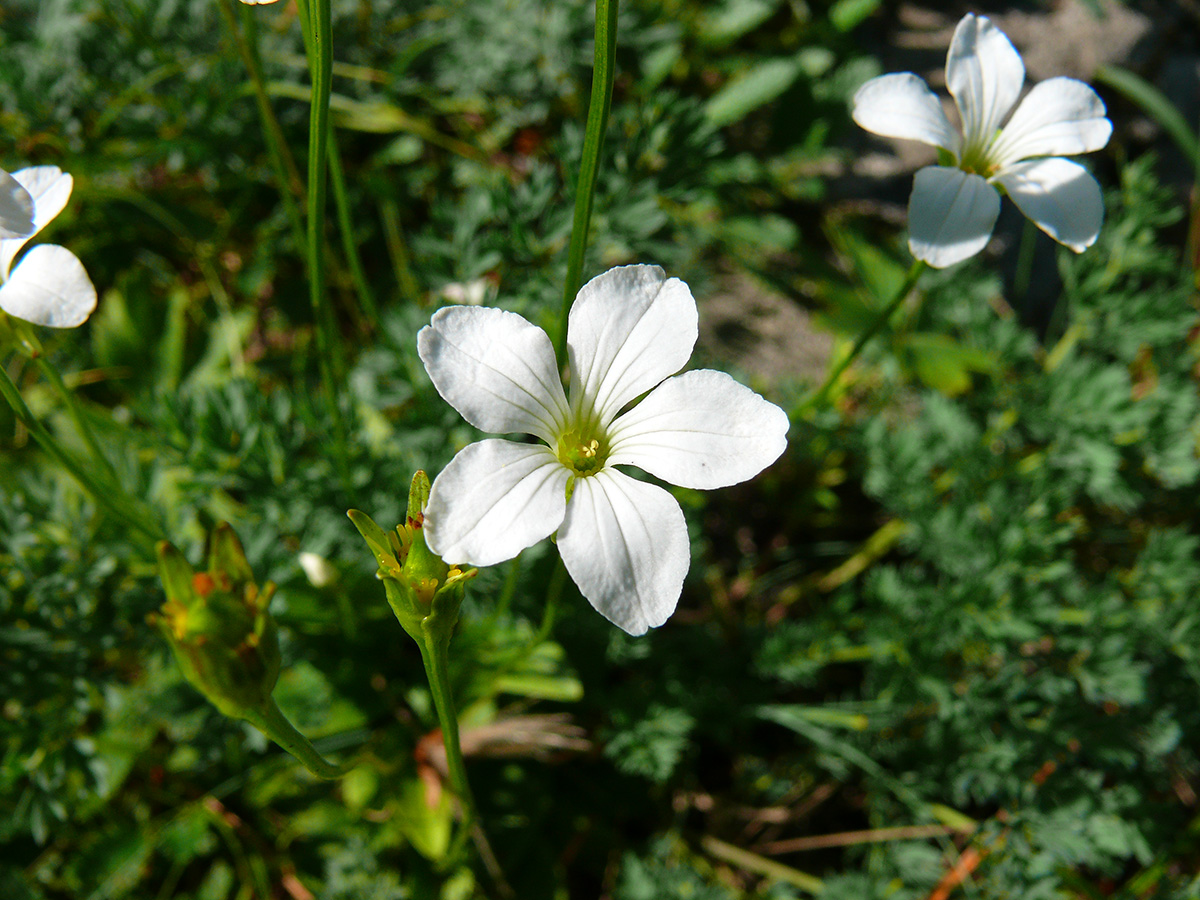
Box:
[556,427,610,476]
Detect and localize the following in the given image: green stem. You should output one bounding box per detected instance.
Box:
[535,558,568,646]
[300,0,350,475]
[417,626,475,827]
[327,130,382,330]
[0,362,161,543]
[1013,215,1037,315]
[21,334,119,484]
[244,697,350,780]
[792,259,928,418]
[556,0,619,364]
[218,0,307,255]
[380,198,421,306]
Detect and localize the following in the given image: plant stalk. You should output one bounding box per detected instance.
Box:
[556,0,619,364]
[793,259,928,418]
[244,698,351,780]
[298,0,350,477]
[0,361,161,543]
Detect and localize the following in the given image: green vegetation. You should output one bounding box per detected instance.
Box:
[2,1,1198,897]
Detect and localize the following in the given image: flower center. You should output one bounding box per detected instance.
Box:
[556,428,609,476]
[956,135,1000,178]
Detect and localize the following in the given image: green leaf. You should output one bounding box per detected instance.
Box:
[1094,66,1200,171]
[829,0,881,32]
[698,0,785,46]
[705,57,803,128]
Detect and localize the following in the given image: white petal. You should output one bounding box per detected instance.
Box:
[0,245,97,328]
[608,370,789,490]
[851,73,960,153]
[992,158,1104,253]
[566,264,698,427]
[908,165,1001,268]
[1,167,73,278]
[418,305,569,443]
[990,77,1112,168]
[557,469,689,635]
[424,440,569,568]
[0,170,34,240]
[946,13,1024,151]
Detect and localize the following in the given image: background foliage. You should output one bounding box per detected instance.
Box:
[2,0,1199,898]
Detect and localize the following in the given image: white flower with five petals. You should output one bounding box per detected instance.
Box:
[418,264,789,635]
[852,13,1112,268]
[0,167,97,328]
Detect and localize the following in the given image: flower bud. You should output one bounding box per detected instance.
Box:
[348,471,475,643]
[152,524,281,720]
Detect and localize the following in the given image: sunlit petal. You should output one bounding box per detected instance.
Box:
[0,245,97,328]
[0,167,73,278]
[990,77,1112,167]
[852,73,960,153]
[419,305,569,443]
[946,14,1024,151]
[0,170,34,240]
[992,157,1104,252]
[608,370,789,490]
[557,469,689,636]
[566,264,697,427]
[907,165,1001,268]
[424,440,569,568]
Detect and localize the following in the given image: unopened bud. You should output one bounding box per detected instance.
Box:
[151,524,281,720]
[348,471,475,643]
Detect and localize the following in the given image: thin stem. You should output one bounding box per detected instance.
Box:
[380,198,421,306]
[792,259,928,418]
[327,130,382,329]
[418,627,475,825]
[244,698,351,780]
[535,557,568,646]
[299,0,350,477]
[556,0,619,364]
[0,362,161,543]
[218,0,307,255]
[1012,215,1037,316]
[22,336,119,484]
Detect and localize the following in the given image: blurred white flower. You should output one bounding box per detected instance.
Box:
[298,552,338,588]
[439,278,492,307]
[852,13,1112,268]
[0,167,97,328]
[0,169,34,240]
[419,264,789,635]
[239,0,282,5]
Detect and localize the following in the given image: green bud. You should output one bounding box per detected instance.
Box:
[348,471,475,645]
[152,524,281,721]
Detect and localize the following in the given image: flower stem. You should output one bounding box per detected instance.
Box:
[417,619,476,832]
[0,361,162,544]
[218,0,307,256]
[327,131,382,331]
[298,0,350,480]
[1012,215,1038,317]
[793,259,928,418]
[556,0,619,364]
[17,325,119,485]
[243,697,351,780]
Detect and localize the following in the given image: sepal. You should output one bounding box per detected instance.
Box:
[349,471,476,645]
[151,524,281,721]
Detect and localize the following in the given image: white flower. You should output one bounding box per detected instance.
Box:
[0,169,35,240]
[0,166,97,328]
[418,264,789,635]
[298,552,338,588]
[852,13,1112,268]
